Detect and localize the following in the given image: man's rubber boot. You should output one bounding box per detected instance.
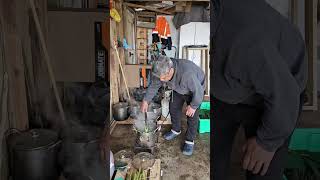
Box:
[182,141,194,156]
[163,129,181,141]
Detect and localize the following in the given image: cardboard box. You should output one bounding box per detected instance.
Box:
[124,65,151,87]
[48,11,106,82]
[136,38,148,50]
[137,27,148,39]
[139,59,147,65]
[137,49,147,60]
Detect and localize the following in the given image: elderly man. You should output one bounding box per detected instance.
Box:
[140,55,205,155]
[211,0,307,179]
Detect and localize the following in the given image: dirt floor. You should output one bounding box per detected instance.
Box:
[110,117,210,180]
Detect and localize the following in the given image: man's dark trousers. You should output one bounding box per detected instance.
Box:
[169,91,200,142]
[211,95,303,180]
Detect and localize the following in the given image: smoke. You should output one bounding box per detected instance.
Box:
[57,82,108,180]
[133,112,158,133]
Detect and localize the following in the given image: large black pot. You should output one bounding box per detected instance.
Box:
[7,129,61,180]
[60,126,107,180]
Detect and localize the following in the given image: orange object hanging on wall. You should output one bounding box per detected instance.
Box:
[152,17,171,39]
[141,67,147,88]
[152,16,172,50]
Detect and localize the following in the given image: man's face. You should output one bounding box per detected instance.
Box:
[155,68,174,82]
[160,73,171,82]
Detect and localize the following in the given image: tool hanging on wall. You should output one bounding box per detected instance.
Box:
[141,67,147,88]
[29,0,66,124]
[113,41,131,101]
[110,8,121,22]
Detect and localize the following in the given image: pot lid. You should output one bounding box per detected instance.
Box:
[113,102,129,109]
[9,129,59,150]
[132,152,155,170]
[114,149,134,168]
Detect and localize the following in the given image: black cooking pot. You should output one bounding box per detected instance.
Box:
[129,103,140,119]
[6,129,61,180]
[60,126,107,180]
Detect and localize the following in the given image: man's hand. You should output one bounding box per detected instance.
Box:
[186,105,196,117]
[141,100,149,113]
[242,137,275,176]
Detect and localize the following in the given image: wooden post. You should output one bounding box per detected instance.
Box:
[304,0,318,111]
[290,0,299,25]
[110,18,120,104]
[0,73,9,180]
[1,0,29,130]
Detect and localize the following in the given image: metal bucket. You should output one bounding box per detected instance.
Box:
[148,102,162,118]
[137,131,157,148]
[133,118,158,148]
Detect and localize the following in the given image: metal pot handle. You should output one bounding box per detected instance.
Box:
[5,128,22,138]
[47,139,62,149]
[29,129,40,138]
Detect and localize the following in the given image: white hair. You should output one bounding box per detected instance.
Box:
[152,55,173,77]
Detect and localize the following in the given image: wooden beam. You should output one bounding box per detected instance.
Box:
[0,11,9,177]
[0,74,9,180]
[304,0,318,111]
[136,11,157,17]
[161,4,176,11]
[290,0,299,25]
[124,2,172,15]
[1,0,29,130]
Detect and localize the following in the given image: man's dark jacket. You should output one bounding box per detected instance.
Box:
[210,0,307,151]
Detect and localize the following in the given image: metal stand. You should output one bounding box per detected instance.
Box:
[134,131,159,155]
[134,139,156,154]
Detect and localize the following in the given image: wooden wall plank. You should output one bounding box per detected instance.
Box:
[115,0,127,100]
[110,19,120,104]
[290,0,299,25]
[4,34,29,130]
[0,6,10,178]
[102,17,110,81]
[123,6,136,64]
[2,0,29,130]
[304,0,318,110]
